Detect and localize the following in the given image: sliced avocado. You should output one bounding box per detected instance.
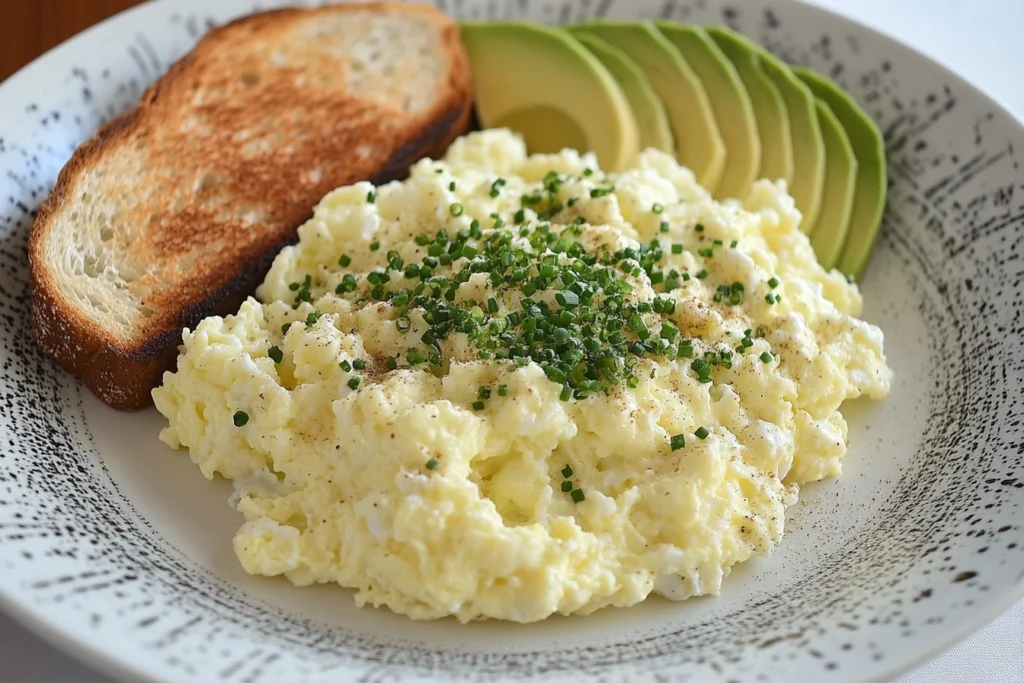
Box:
[808,99,857,269]
[756,54,825,234]
[706,26,793,186]
[655,23,761,200]
[569,22,726,191]
[460,22,640,171]
[794,67,887,278]
[573,32,674,154]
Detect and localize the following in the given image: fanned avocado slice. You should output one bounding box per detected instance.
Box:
[573,32,674,154]
[460,22,640,171]
[706,26,793,186]
[756,54,825,234]
[808,99,857,269]
[794,67,887,278]
[656,23,761,200]
[569,22,726,190]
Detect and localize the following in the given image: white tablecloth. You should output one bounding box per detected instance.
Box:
[2,0,1023,680]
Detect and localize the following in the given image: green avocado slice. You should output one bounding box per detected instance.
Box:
[460,22,640,171]
[569,22,726,190]
[756,54,825,234]
[808,99,857,269]
[656,23,761,200]
[573,32,674,154]
[706,26,793,186]
[793,67,887,278]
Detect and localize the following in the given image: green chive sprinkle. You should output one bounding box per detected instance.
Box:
[768,277,780,289]
[370,241,380,252]
[338,254,352,267]
[671,244,683,254]
[472,400,486,411]
[694,426,710,440]
[233,411,249,427]
[426,458,439,470]
[570,488,585,503]
[366,190,376,204]
[352,359,367,371]
[760,352,773,364]
[660,221,670,233]
[268,346,283,364]
[347,376,361,390]
[449,203,464,217]
[562,465,573,478]
[652,203,664,214]
[670,434,685,451]
[561,480,573,492]
[695,223,705,232]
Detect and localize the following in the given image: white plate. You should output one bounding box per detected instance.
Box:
[1,1,1022,681]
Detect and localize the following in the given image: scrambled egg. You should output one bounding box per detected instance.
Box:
[153,129,891,623]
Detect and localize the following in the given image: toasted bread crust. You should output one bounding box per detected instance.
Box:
[30,2,472,410]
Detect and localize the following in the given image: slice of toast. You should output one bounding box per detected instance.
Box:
[29,2,473,410]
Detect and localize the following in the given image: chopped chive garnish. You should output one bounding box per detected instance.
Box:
[695,223,704,232]
[268,346,283,364]
[570,488,585,503]
[352,359,367,371]
[562,465,573,478]
[232,411,249,427]
[670,434,685,451]
[450,203,464,217]
[561,480,573,492]
[694,426,710,440]
[338,254,352,267]
[589,188,613,198]
[652,202,664,214]
[448,181,456,191]
[760,352,773,364]
[498,384,508,396]
[671,243,683,254]
[472,400,486,411]
[347,376,361,390]
[369,241,380,252]
[384,357,398,371]
[426,458,439,470]
[366,190,376,203]
[730,240,738,248]
[768,277,780,289]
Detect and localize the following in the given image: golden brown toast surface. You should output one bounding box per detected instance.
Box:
[29,2,473,410]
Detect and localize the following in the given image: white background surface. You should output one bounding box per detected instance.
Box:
[1,0,1023,681]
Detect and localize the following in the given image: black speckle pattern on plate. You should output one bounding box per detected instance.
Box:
[0,1,1022,682]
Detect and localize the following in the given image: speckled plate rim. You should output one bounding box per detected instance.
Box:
[0,0,1022,682]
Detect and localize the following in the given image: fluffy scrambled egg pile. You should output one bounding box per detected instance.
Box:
[154,129,891,623]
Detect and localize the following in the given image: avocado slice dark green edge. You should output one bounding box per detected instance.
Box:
[573,32,674,154]
[808,99,857,269]
[706,26,793,187]
[656,23,760,200]
[793,67,887,279]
